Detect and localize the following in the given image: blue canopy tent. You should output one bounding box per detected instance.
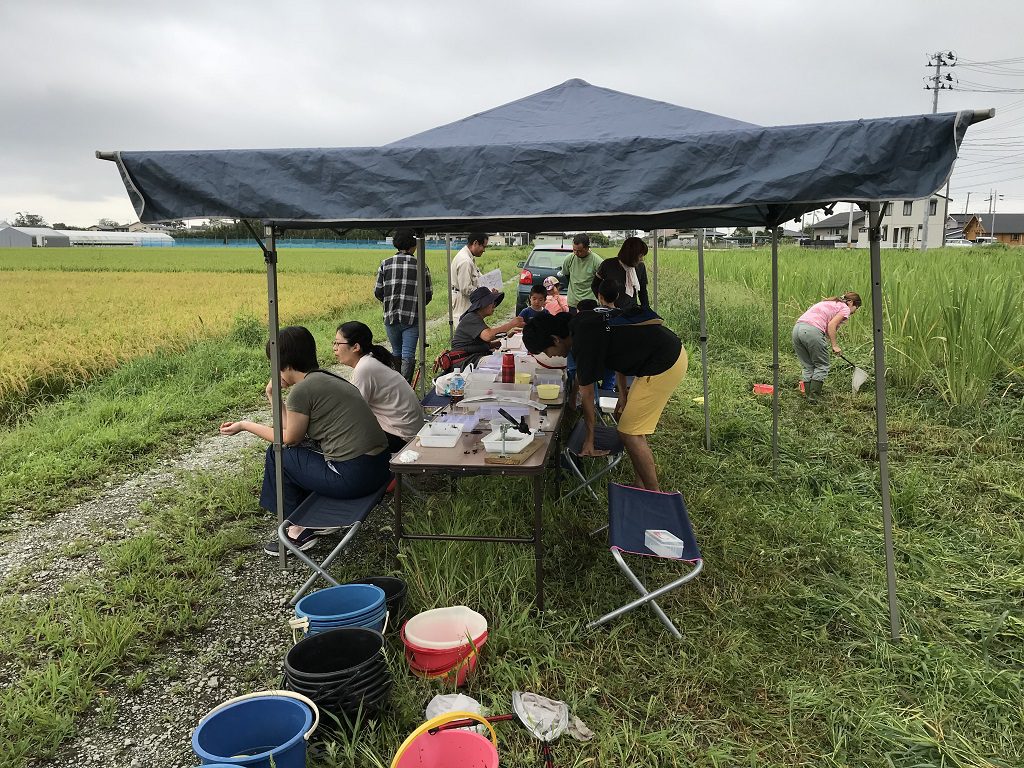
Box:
[98,79,992,638]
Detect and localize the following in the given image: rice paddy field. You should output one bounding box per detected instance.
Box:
[0,243,1021,767]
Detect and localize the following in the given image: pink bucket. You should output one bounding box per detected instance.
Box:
[392,711,498,768]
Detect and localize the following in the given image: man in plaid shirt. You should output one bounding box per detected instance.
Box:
[375,229,433,382]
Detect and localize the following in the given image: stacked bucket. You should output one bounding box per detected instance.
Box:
[401,606,488,686]
[292,584,388,636]
[284,627,391,723]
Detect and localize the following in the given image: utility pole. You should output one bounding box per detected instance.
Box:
[922,51,957,249]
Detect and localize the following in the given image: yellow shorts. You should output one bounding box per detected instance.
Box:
[617,346,688,436]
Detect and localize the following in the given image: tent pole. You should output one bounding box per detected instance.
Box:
[446,234,453,347]
[697,228,710,450]
[265,226,287,569]
[770,227,780,476]
[651,229,659,312]
[416,229,428,397]
[867,202,901,641]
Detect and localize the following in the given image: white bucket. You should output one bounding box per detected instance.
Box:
[403,606,488,650]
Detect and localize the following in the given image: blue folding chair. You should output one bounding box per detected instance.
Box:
[279,478,394,606]
[561,420,625,501]
[588,483,704,639]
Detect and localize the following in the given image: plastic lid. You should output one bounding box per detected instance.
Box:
[453,367,461,374]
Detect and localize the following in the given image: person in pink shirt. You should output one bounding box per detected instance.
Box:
[792,291,862,403]
[543,275,569,315]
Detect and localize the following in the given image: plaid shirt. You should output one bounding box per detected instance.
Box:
[374,252,433,326]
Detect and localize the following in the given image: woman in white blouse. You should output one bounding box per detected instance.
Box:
[333,321,426,452]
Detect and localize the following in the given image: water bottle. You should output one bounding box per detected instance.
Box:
[501,353,515,384]
[450,367,465,398]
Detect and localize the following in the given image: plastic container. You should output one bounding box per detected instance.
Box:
[416,422,463,448]
[515,372,532,385]
[533,372,562,387]
[294,585,385,623]
[403,607,487,651]
[192,692,317,768]
[481,428,535,454]
[438,413,480,432]
[644,529,685,559]
[501,353,515,384]
[598,396,618,414]
[536,384,561,400]
[392,711,498,768]
[752,383,774,395]
[476,405,529,422]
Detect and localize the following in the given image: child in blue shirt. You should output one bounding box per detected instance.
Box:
[518,284,548,320]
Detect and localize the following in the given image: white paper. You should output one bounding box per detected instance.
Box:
[479,268,503,292]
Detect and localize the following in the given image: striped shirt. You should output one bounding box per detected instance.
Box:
[374,252,433,326]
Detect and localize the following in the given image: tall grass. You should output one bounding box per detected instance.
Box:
[660,246,1024,406]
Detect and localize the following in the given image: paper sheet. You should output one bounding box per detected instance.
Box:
[479,268,503,292]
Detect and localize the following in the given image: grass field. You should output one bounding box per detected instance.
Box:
[0,244,1021,767]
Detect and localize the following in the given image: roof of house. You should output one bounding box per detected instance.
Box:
[809,211,866,229]
[984,212,1024,233]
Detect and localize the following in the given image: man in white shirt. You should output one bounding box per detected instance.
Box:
[450,232,490,320]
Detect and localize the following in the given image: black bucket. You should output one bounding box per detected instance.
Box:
[348,577,408,623]
[285,627,384,684]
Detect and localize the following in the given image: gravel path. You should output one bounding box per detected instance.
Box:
[17,304,518,767]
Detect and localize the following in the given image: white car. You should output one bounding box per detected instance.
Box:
[945,238,975,248]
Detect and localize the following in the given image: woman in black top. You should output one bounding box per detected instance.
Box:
[591,236,650,310]
[523,309,687,492]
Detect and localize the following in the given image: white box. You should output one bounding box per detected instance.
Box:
[416,422,463,448]
[644,529,685,559]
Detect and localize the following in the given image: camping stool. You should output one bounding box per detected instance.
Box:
[588,483,704,639]
[279,477,395,606]
[560,420,625,502]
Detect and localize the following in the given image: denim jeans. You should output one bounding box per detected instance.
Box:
[259,445,391,518]
[385,321,419,361]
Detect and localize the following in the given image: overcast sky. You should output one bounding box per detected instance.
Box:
[2,0,1023,227]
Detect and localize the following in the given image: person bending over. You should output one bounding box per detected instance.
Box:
[452,287,525,368]
[220,325,390,556]
[792,291,861,403]
[334,321,426,453]
[523,310,686,491]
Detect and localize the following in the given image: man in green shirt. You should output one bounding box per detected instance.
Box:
[560,233,603,308]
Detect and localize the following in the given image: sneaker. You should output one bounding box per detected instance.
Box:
[263,528,319,557]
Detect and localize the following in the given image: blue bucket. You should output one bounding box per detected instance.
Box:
[306,605,387,631]
[295,585,385,623]
[193,692,317,768]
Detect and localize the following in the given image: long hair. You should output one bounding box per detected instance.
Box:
[337,321,399,370]
[823,291,862,307]
[617,236,648,267]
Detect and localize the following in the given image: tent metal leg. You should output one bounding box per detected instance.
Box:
[416,230,428,398]
[651,229,659,312]
[445,234,453,347]
[697,229,710,450]
[867,202,901,641]
[770,229,780,476]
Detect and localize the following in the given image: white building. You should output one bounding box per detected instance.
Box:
[0,226,174,248]
[808,197,950,249]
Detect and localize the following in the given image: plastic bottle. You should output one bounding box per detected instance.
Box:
[501,353,515,384]
[449,367,465,398]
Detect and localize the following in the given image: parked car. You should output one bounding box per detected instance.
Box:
[516,246,573,313]
[973,236,997,245]
[945,238,975,248]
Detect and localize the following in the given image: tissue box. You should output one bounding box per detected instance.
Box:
[644,529,685,559]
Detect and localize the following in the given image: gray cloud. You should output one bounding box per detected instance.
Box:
[2,0,1022,225]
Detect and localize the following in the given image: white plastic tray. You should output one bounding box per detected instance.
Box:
[416,422,463,448]
[481,427,536,454]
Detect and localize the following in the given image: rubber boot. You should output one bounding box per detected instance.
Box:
[401,357,415,383]
[806,379,823,405]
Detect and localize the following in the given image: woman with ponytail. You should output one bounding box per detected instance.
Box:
[792,291,862,403]
[334,321,426,452]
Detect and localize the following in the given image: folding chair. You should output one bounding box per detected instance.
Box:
[588,483,704,639]
[278,477,395,606]
[561,419,625,501]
